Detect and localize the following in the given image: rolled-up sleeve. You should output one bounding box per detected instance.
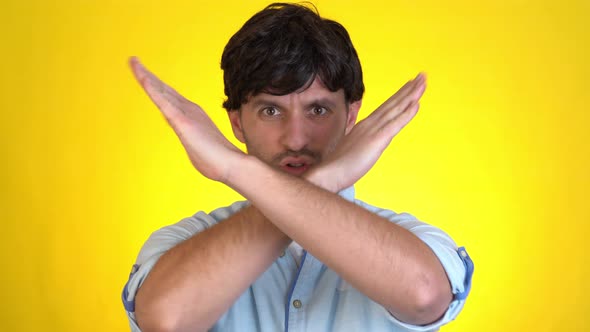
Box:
[358,204,474,331]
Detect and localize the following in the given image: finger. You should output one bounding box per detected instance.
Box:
[129,57,174,100]
[393,73,426,108]
[406,77,426,105]
[390,78,417,100]
[403,76,426,110]
[377,77,425,123]
[371,73,425,120]
[391,73,424,100]
[129,57,170,98]
[129,57,190,122]
[129,56,148,85]
[378,100,420,139]
[389,73,425,104]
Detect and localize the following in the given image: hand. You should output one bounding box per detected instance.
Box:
[129,57,245,183]
[308,73,426,192]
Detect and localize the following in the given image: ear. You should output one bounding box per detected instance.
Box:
[345,99,362,135]
[227,110,246,143]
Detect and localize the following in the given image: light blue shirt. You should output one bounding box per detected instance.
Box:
[122,187,473,331]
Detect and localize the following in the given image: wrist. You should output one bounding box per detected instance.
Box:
[225,155,342,194]
[224,154,270,193]
[304,165,339,193]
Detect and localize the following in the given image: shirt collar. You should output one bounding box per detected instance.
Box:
[337,186,355,202]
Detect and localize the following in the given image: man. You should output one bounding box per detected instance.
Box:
[122,3,473,332]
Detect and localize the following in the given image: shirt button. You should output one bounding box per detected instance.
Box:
[292,299,302,309]
[280,251,285,258]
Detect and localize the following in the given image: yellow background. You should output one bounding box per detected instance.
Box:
[1,0,588,331]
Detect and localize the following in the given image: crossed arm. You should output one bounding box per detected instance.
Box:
[129,57,452,332]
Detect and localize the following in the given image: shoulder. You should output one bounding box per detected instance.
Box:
[353,198,423,228]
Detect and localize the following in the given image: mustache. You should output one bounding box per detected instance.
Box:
[271,149,321,164]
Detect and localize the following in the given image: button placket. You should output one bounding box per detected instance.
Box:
[286,251,314,331]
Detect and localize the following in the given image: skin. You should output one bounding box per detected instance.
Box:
[228,78,359,178]
[129,57,452,332]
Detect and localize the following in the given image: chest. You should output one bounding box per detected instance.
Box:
[213,252,398,332]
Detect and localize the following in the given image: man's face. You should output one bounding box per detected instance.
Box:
[229,78,360,176]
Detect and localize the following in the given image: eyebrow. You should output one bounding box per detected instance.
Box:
[249,97,339,110]
[307,98,338,110]
[249,98,280,110]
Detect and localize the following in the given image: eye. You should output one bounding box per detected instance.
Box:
[260,106,281,117]
[310,106,328,116]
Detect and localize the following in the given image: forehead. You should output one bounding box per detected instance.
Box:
[245,78,347,109]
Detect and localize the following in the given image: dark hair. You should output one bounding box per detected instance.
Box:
[221,2,364,111]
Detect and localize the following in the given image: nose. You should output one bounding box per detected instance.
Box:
[279,114,311,152]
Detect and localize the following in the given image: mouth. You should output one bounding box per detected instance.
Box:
[278,157,314,176]
[280,163,310,176]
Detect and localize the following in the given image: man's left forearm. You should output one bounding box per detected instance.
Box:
[225,155,452,325]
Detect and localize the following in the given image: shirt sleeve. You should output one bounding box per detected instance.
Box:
[357,203,474,331]
[121,201,248,331]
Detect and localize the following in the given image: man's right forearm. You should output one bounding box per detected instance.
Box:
[134,205,291,332]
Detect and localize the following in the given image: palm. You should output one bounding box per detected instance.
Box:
[129,57,243,183]
[321,74,426,191]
